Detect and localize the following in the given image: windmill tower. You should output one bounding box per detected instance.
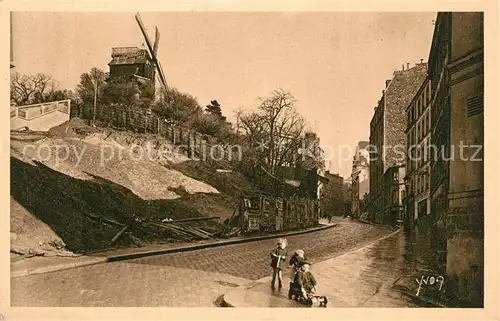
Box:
[135,13,168,94]
[107,13,168,104]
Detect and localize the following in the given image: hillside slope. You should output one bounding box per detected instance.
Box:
[10,119,261,254]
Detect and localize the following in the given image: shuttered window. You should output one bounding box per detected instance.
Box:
[467,94,483,117]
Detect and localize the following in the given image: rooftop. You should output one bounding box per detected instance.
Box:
[108,47,151,66]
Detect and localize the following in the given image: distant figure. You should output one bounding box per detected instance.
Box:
[270,238,288,289]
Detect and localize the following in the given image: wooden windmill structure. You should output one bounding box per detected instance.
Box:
[135,13,168,92]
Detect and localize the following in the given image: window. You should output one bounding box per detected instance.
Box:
[428,83,432,104]
[467,94,483,117]
[424,138,428,162]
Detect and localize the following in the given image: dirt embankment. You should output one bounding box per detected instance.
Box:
[10,118,261,255]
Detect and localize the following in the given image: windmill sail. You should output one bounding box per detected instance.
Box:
[135,13,168,90]
[153,27,160,56]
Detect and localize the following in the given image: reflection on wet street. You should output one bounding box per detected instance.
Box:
[236,230,445,308]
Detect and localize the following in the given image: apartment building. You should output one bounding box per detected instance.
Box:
[405,77,432,228]
[351,141,370,218]
[428,12,484,307]
[383,164,405,225]
[321,171,344,217]
[369,63,428,223]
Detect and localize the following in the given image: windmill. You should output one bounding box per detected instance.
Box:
[135,13,168,92]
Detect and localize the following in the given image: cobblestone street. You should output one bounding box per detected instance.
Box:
[11,219,395,307]
[223,230,425,307]
[127,218,393,280]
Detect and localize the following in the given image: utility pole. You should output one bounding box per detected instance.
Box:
[92,79,97,126]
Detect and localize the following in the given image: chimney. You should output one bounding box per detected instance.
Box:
[402,64,405,71]
[406,63,410,70]
[385,79,391,88]
[420,58,424,63]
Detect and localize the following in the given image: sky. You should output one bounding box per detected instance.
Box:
[11,12,436,179]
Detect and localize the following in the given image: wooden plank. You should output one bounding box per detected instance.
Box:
[162,216,220,223]
[110,226,129,244]
[83,213,126,227]
[175,224,211,239]
[147,222,194,239]
[168,224,208,239]
[184,225,213,237]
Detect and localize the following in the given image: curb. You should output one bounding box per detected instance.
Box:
[11,257,108,279]
[107,223,338,262]
[11,224,338,278]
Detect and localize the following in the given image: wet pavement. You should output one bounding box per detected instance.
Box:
[11,219,422,307]
[224,230,428,307]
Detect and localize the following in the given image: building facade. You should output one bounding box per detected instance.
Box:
[383,164,405,225]
[428,12,484,307]
[351,141,370,218]
[10,12,14,69]
[369,63,428,223]
[343,181,352,217]
[405,77,432,230]
[321,171,345,217]
[108,47,156,81]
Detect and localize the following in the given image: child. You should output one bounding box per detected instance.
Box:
[292,262,317,302]
[270,238,288,288]
[288,249,307,299]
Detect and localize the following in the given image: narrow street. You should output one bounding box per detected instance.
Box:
[10,219,420,307]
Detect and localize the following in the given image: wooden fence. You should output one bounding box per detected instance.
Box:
[238,192,320,233]
[81,103,241,167]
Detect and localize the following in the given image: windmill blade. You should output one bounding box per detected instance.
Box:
[155,60,168,91]
[153,26,160,57]
[135,13,168,89]
[135,13,155,54]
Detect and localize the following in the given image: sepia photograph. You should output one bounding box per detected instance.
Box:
[5,5,492,315]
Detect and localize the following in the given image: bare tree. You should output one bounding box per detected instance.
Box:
[240,89,307,174]
[10,72,55,106]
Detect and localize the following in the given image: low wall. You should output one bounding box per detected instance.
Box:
[11,100,71,131]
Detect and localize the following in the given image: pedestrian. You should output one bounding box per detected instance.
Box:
[270,238,288,289]
[288,249,307,299]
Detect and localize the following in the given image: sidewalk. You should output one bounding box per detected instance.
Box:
[222,229,425,308]
[11,221,337,278]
